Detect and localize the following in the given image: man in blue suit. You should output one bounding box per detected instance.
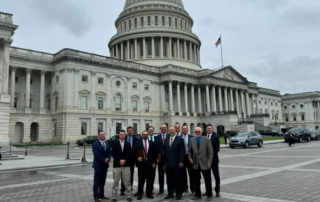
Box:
[92,131,111,202]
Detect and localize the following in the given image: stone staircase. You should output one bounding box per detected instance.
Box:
[251,120,273,132]
[1,152,25,161]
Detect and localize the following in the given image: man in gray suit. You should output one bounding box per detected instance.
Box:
[188,127,213,201]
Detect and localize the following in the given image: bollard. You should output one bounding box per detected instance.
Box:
[66,142,70,160]
[81,143,87,163]
[25,144,28,156]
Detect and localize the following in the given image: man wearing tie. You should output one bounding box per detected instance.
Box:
[180,125,195,194]
[175,123,182,136]
[203,124,221,198]
[148,126,156,142]
[189,127,213,201]
[163,127,185,200]
[111,130,133,202]
[134,131,157,200]
[92,131,111,202]
[121,126,138,196]
[154,124,169,195]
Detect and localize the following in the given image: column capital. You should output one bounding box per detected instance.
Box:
[168,80,173,84]
[139,79,143,83]
[25,68,33,74]
[66,68,73,73]
[10,66,18,72]
[90,71,96,76]
[40,70,47,76]
[74,69,80,74]
[105,73,111,78]
[176,81,180,85]
[2,39,12,47]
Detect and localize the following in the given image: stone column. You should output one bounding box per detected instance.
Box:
[121,42,124,60]
[198,47,201,64]
[256,94,259,114]
[1,39,11,102]
[177,39,180,59]
[184,40,187,60]
[246,91,250,116]
[218,86,222,111]
[177,82,181,114]
[91,71,96,110]
[198,86,202,113]
[25,68,32,111]
[143,38,146,59]
[251,94,255,115]
[212,85,217,112]
[169,37,172,58]
[73,69,79,109]
[241,91,245,116]
[194,44,197,63]
[139,79,144,113]
[206,84,211,113]
[115,44,118,59]
[40,70,46,111]
[224,87,229,111]
[135,39,138,60]
[152,37,155,58]
[160,82,165,113]
[235,89,240,117]
[168,80,173,112]
[160,37,163,58]
[184,83,189,114]
[230,88,234,111]
[127,40,130,60]
[10,66,17,107]
[191,84,195,114]
[189,42,192,61]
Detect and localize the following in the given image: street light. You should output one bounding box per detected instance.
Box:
[241,111,245,124]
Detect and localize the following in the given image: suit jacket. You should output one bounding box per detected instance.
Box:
[125,135,138,166]
[133,139,157,166]
[155,133,169,163]
[180,133,194,155]
[188,136,213,170]
[92,140,111,169]
[111,140,132,168]
[163,135,185,168]
[203,132,220,163]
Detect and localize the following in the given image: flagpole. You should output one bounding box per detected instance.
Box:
[220,34,224,67]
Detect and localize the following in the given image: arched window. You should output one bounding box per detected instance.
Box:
[180,20,182,29]
[141,17,144,26]
[134,18,137,28]
[129,20,131,29]
[115,94,121,111]
[162,16,165,26]
[148,16,151,26]
[155,16,158,26]
[124,22,127,31]
[175,18,177,28]
[169,17,172,26]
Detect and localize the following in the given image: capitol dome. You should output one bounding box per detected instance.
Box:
[108,0,202,70]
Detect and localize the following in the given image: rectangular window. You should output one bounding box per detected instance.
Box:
[145,101,149,113]
[145,84,149,90]
[132,82,137,89]
[271,102,273,106]
[15,77,18,83]
[82,75,88,82]
[98,97,103,110]
[116,123,122,134]
[124,21,127,30]
[155,16,158,26]
[47,98,51,110]
[175,18,177,27]
[30,78,33,84]
[54,123,57,136]
[145,123,150,131]
[148,16,151,26]
[135,18,137,28]
[49,79,51,85]
[293,117,297,121]
[292,105,295,108]
[115,95,121,111]
[155,41,160,56]
[302,115,305,121]
[132,100,138,112]
[284,106,287,109]
[141,17,144,26]
[163,41,167,57]
[285,117,289,122]
[56,76,59,83]
[97,77,103,84]
[14,98,17,108]
[162,16,165,26]
[81,96,87,109]
[185,22,187,30]
[98,122,104,134]
[133,123,138,134]
[81,122,87,135]
[169,17,172,26]
[148,42,152,56]
[55,97,59,111]
[300,104,304,108]
[129,20,131,29]
[180,20,182,29]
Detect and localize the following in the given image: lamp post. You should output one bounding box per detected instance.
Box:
[241,111,245,124]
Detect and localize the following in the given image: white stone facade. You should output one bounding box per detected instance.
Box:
[0,1,288,145]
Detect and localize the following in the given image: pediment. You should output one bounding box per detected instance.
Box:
[211,66,248,83]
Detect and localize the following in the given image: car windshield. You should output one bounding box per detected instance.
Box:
[236,132,249,137]
[289,128,300,133]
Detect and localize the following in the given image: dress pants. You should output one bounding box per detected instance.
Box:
[194,165,212,197]
[112,167,132,200]
[182,155,195,192]
[166,167,182,197]
[93,167,108,199]
[224,136,228,145]
[137,162,156,195]
[157,161,165,192]
[211,162,220,193]
[121,164,134,192]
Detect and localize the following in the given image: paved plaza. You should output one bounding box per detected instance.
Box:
[1,141,320,202]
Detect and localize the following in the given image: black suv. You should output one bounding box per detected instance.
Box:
[76,136,98,146]
[284,128,311,143]
[259,129,282,137]
[107,134,142,147]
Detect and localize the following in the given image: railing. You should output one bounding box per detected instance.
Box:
[211,111,237,116]
[251,114,270,118]
[269,122,285,126]
[0,12,13,24]
[234,121,254,125]
[10,47,54,61]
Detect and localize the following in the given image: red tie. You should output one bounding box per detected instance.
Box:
[144,140,148,157]
[162,134,165,145]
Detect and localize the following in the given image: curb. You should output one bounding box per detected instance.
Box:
[220,140,285,149]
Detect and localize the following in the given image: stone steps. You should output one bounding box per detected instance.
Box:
[0,152,25,161]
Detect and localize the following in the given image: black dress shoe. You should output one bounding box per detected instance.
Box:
[146,194,154,199]
[134,192,139,197]
[165,195,174,200]
[137,195,142,200]
[94,199,100,202]
[176,196,182,200]
[120,191,125,196]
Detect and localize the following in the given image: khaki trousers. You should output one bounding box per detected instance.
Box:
[112,167,132,199]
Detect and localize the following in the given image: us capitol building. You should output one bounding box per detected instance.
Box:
[0,0,319,146]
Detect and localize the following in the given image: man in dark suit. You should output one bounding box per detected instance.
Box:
[154,123,169,195]
[180,125,195,194]
[111,130,133,202]
[203,124,221,198]
[163,127,185,200]
[133,131,157,200]
[92,131,111,202]
[174,123,182,136]
[121,126,138,196]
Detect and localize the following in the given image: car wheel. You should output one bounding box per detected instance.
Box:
[258,140,263,147]
[299,137,302,143]
[244,141,249,148]
[307,136,311,142]
[230,146,234,149]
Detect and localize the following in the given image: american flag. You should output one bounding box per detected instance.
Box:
[215,37,221,47]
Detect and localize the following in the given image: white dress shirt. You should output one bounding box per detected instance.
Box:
[149,135,155,142]
[207,133,212,139]
[182,134,189,154]
[99,139,106,150]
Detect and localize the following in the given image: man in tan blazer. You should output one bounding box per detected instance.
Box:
[188,127,213,201]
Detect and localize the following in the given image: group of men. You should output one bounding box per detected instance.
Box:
[92,123,221,202]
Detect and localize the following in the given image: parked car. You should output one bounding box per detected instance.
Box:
[259,129,281,137]
[229,131,263,148]
[76,136,98,146]
[226,131,239,137]
[284,128,311,143]
[311,128,320,140]
[107,134,142,147]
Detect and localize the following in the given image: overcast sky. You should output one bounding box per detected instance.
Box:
[1,0,319,95]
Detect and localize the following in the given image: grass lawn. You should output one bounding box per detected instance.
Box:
[219,136,283,145]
